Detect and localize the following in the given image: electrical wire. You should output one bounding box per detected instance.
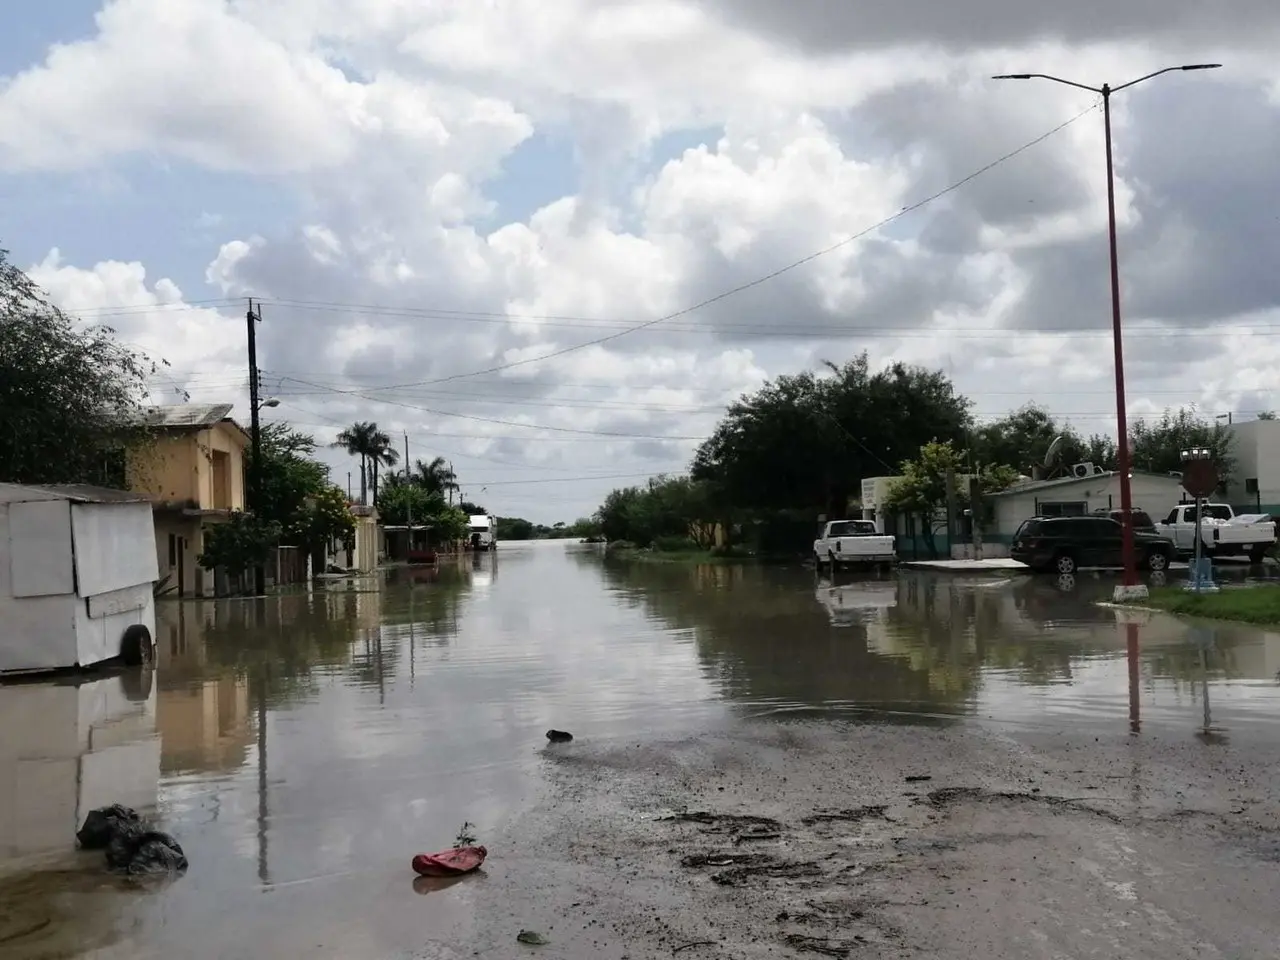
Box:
[259,103,1101,397]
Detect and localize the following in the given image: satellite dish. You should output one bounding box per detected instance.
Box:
[1044,435,1065,468]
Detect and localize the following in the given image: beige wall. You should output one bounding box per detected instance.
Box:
[152,514,207,597]
[127,422,247,512]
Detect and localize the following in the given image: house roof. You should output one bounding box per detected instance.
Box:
[990,470,1183,498]
[139,403,251,444]
[0,482,151,505]
[141,403,235,428]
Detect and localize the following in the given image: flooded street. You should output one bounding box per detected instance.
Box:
[3,541,1280,958]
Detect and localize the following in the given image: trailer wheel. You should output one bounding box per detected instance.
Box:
[120,624,153,667]
[1249,546,1269,564]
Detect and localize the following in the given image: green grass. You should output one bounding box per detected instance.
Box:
[1139,584,1280,625]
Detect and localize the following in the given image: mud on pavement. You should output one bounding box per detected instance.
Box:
[500,721,1280,959]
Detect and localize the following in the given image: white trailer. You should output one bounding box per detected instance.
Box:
[468,514,496,551]
[0,484,158,675]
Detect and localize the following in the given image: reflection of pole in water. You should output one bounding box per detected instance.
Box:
[257,664,269,885]
[1201,644,1212,734]
[1126,621,1140,733]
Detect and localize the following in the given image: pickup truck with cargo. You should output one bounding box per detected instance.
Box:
[813,520,897,570]
[1154,503,1276,563]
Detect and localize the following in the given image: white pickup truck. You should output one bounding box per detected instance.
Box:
[814,520,897,570]
[1155,503,1276,562]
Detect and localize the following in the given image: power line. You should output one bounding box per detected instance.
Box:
[249,296,1280,341]
[271,104,1101,397]
[279,374,709,440]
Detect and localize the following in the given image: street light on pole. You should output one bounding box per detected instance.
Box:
[993,63,1221,602]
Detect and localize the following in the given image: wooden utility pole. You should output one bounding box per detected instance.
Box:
[404,431,412,532]
[246,298,265,596]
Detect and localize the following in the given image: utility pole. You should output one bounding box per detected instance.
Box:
[448,461,454,506]
[246,298,265,596]
[404,431,412,533]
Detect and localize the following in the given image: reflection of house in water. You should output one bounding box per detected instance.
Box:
[156,609,253,776]
[0,673,160,872]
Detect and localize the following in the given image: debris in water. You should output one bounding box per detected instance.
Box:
[455,821,478,847]
[411,845,487,878]
[546,729,574,743]
[517,930,550,946]
[904,775,933,783]
[77,805,188,877]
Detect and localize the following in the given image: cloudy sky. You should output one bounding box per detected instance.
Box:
[2,1,1279,523]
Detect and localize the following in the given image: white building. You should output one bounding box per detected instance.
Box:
[982,470,1187,557]
[1225,418,1280,513]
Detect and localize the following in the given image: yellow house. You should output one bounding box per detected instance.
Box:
[126,403,250,597]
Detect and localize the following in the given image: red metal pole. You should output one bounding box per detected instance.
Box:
[1102,86,1138,589]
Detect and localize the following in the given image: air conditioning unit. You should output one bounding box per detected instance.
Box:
[1072,462,1095,478]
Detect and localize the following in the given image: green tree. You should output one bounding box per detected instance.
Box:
[253,422,330,540]
[970,404,1117,477]
[692,353,971,519]
[496,516,535,540]
[332,421,378,504]
[410,456,459,499]
[594,475,717,548]
[198,512,281,592]
[883,441,1020,558]
[458,500,486,515]
[366,427,399,504]
[1129,408,1234,488]
[376,480,445,526]
[0,248,156,485]
[297,485,356,572]
[427,504,470,543]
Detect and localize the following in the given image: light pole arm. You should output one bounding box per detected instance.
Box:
[991,73,1102,94]
[1113,63,1221,93]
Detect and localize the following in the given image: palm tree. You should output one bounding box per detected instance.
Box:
[367,428,399,505]
[411,456,459,500]
[331,421,377,504]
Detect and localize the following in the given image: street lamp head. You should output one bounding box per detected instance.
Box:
[259,397,280,409]
[992,74,1033,80]
[1180,63,1222,71]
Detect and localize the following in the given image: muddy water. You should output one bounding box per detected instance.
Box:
[1,542,1277,957]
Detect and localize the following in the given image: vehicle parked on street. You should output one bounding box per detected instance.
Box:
[468,514,496,551]
[1154,503,1275,563]
[813,520,897,571]
[1010,515,1175,575]
[1092,507,1157,532]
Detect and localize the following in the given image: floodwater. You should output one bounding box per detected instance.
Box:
[2,542,1278,957]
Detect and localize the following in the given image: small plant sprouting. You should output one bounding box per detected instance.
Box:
[455,821,478,847]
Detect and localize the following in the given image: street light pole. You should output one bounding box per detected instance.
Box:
[993,63,1221,601]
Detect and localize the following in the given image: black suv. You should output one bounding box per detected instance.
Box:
[1010,516,1175,575]
[1092,508,1156,532]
